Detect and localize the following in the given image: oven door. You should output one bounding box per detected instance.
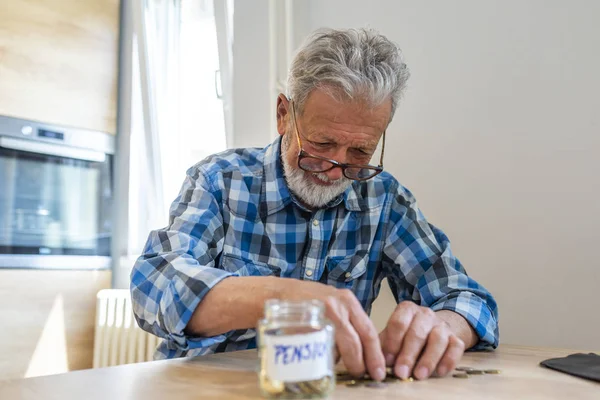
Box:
[0,137,112,269]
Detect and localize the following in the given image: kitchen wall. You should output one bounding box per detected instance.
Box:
[0,270,111,380]
[232,0,600,350]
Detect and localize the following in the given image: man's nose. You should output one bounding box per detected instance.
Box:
[323,148,348,181]
[324,166,344,181]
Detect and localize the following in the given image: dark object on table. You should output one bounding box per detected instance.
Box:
[453,373,469,379]
[540,353,600,383]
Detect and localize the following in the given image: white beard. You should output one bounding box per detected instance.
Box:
[281,136,352,209]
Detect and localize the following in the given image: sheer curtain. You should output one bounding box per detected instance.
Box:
[113,0,231,288]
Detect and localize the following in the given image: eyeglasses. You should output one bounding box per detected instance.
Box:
[289,101,385,181]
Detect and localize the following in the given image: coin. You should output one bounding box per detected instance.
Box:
[455,366,475,372]
[346,380,362,387]
[400,377,414,382]
[307,376,330,393]
[298,381,316,394]
[366,382,388,389]
[466,370,485,375]
[266,375,334,396]
[283,382,302,394]
[261,376,285,395]
[484,369,501,374]
[453,373,469,379]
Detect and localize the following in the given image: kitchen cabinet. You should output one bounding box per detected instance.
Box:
[0,269,111,380]
[0,0,120,134]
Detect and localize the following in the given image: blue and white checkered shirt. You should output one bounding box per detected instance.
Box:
[131,137,499,359]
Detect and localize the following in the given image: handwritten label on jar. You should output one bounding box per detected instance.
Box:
[263,330,331,382]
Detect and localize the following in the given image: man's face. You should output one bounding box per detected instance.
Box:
[277,90,392,209]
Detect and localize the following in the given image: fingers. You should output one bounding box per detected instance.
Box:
[412,324,450,379]
[380,302,417,366]
[336,322,366,377]
[389,305,466,380]
[323,295,365,377]
[333,346,341,364]
[436,335,465,377]
[394,309,435,379]
[346,293,386,381]
[324,290,386,381]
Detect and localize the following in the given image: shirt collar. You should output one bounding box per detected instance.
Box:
[262,136,370,215]
[262,136,293,215]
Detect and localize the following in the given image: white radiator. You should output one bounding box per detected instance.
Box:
[93,289,161,368]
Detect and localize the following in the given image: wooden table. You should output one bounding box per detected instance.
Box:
[0,345,598,399]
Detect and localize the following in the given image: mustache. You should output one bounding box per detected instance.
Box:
[311,171,350,185]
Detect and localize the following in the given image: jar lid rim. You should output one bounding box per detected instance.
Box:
[264,299,325,312]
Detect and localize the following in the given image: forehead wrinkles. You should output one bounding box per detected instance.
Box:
[327,103,388,130]
[305,126,381,149]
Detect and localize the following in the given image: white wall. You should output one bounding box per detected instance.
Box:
[233,0,600,350]
[231,0,273,148]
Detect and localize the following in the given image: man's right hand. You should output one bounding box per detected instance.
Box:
[279,279,387,381]
[188,276,386,381]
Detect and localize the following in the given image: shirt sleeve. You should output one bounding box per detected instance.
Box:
[382,183,499,349]
[130,166,236,352]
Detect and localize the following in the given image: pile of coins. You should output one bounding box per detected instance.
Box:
[335,367,414,389]
[452,366,501,379]
[335,366,502,388]
[260,374,333,398]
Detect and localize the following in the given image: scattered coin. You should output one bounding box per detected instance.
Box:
[346,380,362,387]
[400,377,414,382]
[466,370,485,375]
[366,382,388,389]
[453,373,469,379]
[455,366,475,372]
[484,369,501,374]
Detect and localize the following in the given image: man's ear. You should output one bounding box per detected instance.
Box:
[276,94,290,137]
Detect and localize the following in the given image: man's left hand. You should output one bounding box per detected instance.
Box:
[379,301,475,380]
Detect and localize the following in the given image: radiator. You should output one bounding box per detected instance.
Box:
[93,289,161,368]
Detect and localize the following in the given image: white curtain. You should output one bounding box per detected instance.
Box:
[113,0,231,289]
[112,0,181,288]
[214,0,234,148]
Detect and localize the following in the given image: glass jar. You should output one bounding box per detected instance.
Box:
[257,299,335,399]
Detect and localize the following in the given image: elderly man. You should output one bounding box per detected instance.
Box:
[131,28,499,382]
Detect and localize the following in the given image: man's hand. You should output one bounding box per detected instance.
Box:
[190,276,387,381]
[280,281,387,381]
[379,301,476,380]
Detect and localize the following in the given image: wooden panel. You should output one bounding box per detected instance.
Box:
[0,269,111,380]
[0,0,119,134]
[0,345,598,399]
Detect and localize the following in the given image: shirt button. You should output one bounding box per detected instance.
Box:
[344,272,352,279]
[312,219,319,227]
[305,270,313,277]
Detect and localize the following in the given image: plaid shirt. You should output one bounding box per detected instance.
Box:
[131,137,499,359]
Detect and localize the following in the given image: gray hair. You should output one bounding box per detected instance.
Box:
[287,28,410,119]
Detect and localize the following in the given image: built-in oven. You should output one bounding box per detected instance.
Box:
[0,115,114,269]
